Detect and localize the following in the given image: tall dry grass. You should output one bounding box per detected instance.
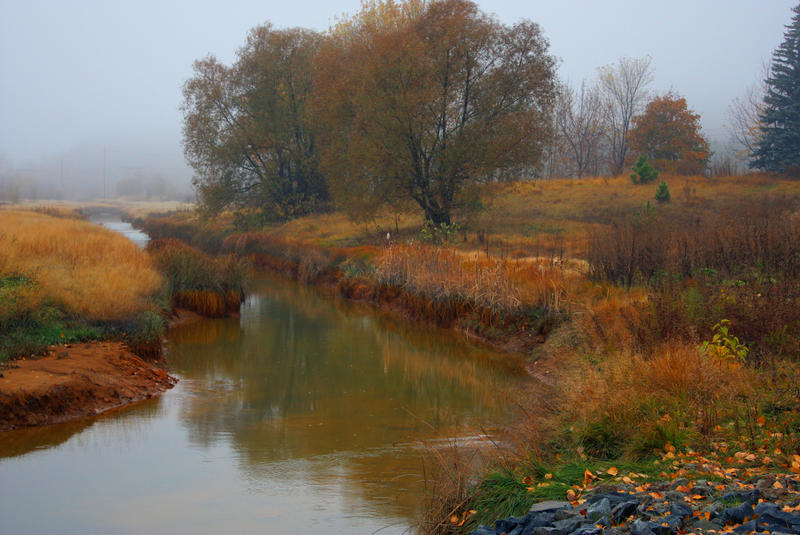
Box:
[376,244,577,315]
[0,210,162,321]
[147,238,248,317]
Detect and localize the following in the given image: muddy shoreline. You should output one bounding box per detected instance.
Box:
[0,341,177,432]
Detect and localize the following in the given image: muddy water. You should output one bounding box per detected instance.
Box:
[0,277,526,535]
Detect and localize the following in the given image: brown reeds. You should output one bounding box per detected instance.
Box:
[0,210,162,321]
[147,238,248,318]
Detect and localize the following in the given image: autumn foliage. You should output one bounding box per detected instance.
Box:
[629,93,710,175]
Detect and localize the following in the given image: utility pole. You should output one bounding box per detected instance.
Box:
[60,156,64,199]
[103,146,107,199]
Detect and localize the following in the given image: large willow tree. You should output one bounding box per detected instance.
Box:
[182,26,328,220]
[313,0,556,224]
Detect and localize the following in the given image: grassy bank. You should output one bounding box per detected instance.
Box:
[0,208,165,361]
[135,174,800,533]
[0,208,250,362]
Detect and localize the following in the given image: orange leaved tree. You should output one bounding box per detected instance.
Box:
[628,93,710,175]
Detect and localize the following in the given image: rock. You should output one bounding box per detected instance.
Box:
[668,502,691,520]
[663,491,684,503]
[566,526,601,535]
[553,508,582,521]
[732,519,758,533]
[531,527,561,535]
[610,500,639,523]
[689,518,721,532]
[721,502,753,525]
[496,517,524,533]
[755,509,800,532]
[631,519,657,535]
[586,497,611,521]
[529,501,573,514]
[551,516,589,534]
[722,489,760,505]
[472,526,497,535]
[669,478,689,490]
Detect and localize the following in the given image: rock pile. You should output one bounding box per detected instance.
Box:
[471,474,800,535]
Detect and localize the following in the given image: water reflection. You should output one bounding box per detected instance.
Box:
[0,276,525,534]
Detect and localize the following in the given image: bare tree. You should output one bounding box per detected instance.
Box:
[597,56,654,176]
[726,61,769,163]
[555,81,606,177]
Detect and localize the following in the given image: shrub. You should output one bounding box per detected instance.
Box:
[147,239,249,317]
[630,155,659,184]
[654,180,671,203]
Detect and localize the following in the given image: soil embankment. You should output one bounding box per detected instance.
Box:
[0,342,176,432]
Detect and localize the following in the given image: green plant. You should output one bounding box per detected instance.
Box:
[654,180,671,203]
[630,155,659,184]
[420,221,461,245]
[699,319,749,362]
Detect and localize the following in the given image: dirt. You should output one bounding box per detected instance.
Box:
[0,341,177,432]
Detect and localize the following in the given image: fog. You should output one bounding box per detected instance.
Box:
[0,0,794,200]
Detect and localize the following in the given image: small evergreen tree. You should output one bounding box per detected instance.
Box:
[654,179,671,203]
[630,155,659,184]
[751,4,800,175]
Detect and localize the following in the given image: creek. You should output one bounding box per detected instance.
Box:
[0,273,525,534]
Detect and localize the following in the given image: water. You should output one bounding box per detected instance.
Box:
[0,277,526,535]
[98,219,150,248]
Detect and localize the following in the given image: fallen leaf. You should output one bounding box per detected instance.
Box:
[544,473,553,480]
[773,481,784,489]
[622,476,634,484]
[566,489,576,501]
[606,467,619,476]
[522,476,534,485]
[450,515,459,524]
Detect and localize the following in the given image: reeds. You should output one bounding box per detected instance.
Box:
[147,238,248,317]
[0,210,162,321]
[375,243,574,316]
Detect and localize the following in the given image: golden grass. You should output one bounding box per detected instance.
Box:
[375,243,580,314]
[0,210,163,321]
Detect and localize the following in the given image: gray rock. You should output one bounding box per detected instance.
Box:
[631,519,657,535]
[610,500,639,523]
[552,516,589,534]
[664,491,685,503]
[586,497,611,521]
[690,518,721,531]
[567,526,601,535]
[722,502,753,525]
[471,527,497,535]
[553,509,582,521]
[532,527,562,535]
[668,502,691,520]
[733,519,758,533]
[529,501,573,514]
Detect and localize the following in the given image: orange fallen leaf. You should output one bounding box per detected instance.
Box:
[773,481,784,489]
[544,473,553,480]
[606,467,619,476]
[622,476,634,484]
[450,515,459,524]
[676,485,692,493]
[690,495,706,500]
[522,476,534,485]
[566,489,576,501]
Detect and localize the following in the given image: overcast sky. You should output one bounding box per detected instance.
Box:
[0,0,795,187]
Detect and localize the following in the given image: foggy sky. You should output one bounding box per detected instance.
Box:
[0,0,795,195]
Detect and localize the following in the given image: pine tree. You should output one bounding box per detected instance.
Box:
[654,180,671,203]
[630,155,659,184]
[751,4,800,175]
